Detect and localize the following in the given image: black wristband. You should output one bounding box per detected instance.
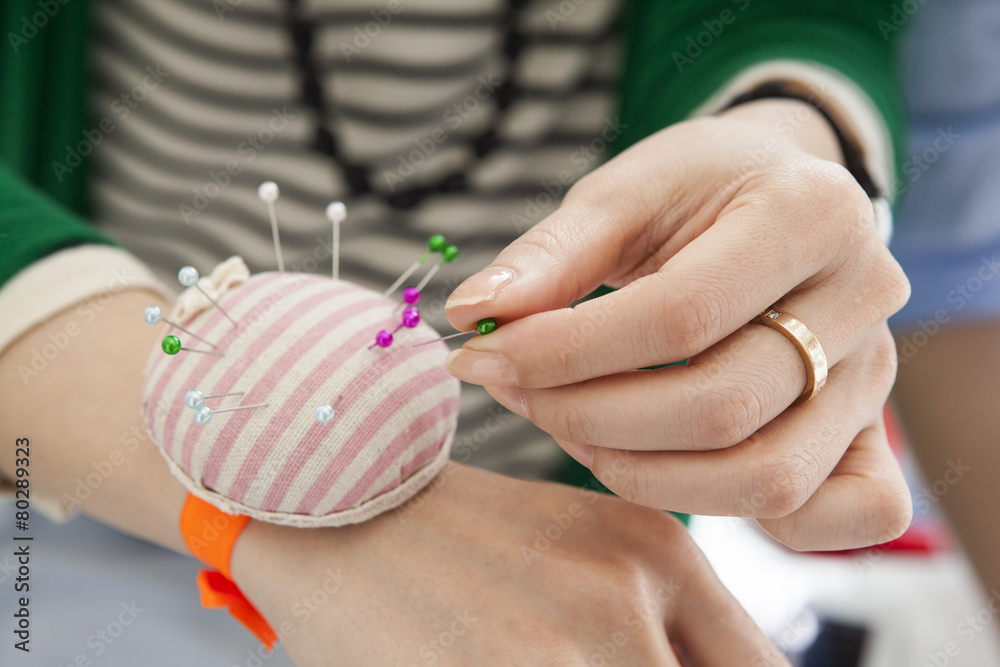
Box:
[721,80,881,199]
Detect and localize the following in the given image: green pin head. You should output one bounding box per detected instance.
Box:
[476,318,497,335]
[442,245,459,263]
[161,335,181,355]
[427,234,447,252]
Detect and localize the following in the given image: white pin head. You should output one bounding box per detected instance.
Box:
[258,181,280,203]
[194,406,213,425]
[143,305,163,325]
[315,404,336,423]
[178,266,199,287]
[325,202,346,224]
[185,390,205,409]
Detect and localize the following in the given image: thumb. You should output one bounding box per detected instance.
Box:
[445,196,645,331]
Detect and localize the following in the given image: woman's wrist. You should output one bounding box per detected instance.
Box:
[717,97,845,166]
[228,519,342,654]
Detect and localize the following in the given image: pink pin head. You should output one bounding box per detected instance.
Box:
[402,287,420,305]
[374,330,393,348]
[402,306,420,328]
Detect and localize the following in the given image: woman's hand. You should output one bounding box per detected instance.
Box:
[234,462,784,667]
[444,99,913,551]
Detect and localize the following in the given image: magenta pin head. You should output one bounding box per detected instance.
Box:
[402,287,420,305]
[402,306,420,328]
[375,330,394,348]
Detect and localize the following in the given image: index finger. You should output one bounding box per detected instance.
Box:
[446,167,860,388]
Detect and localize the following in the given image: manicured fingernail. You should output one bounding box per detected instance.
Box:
[445,349,517,385]
[446,267,516,309]
[562,441,594,467]
[488,385,528,418]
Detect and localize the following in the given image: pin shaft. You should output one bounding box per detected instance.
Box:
[410,330,476,347]
[162,318,216,348]
[212,403,269,414]
[382,258,424,297]
[195,285,238,326]
[414,261,442,293]
[266,199,284,273]
[332,218,341,281]
[203,391,244,400]
[181,346,224,357]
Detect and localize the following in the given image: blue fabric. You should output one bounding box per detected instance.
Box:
[889,0,1000,330]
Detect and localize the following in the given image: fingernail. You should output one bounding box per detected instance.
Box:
[562,441,594,467]
[445,349,517,386]
[446,267,516,309]
[488,385,528,418]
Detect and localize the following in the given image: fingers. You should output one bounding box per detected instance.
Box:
[756,413,912,552]
[444,122,717,332]
[670,550,790,667]
[445,204,642,331]
[446,164,887,389]
[569,329,897,520]
[484,309,895,453]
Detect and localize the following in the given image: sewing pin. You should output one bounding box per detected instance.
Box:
[382,234,447,297]
[326,201,347,281]
[258,181,284,273]
[161,335,223,357]
[193,403,269,425]
[184,389,245,409]
[411,318,497,347]
[177,266,238,326]
[143,305,217,348]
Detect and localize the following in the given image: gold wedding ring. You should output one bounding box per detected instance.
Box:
[753,308,828,405]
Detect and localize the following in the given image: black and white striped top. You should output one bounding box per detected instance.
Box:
[89,0,621,478]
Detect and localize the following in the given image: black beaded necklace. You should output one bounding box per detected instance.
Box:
[284,0,528,210]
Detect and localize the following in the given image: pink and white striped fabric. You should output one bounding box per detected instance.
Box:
[141,258,459,527]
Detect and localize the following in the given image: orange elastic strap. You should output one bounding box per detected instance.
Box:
[180,494,278,648]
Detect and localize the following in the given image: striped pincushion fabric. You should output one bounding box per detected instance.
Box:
[141,268,460,527]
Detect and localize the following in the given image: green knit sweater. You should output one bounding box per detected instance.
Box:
[0,0,905,280]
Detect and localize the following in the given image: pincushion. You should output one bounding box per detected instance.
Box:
[141,256,460,527]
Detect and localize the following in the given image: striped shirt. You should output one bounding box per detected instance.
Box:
[89,0,622,478]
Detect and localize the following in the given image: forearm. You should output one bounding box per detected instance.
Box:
[0,288,188,552]
[893,321,1000,600]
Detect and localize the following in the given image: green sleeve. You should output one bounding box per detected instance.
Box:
[618,0,908,186]
[0,0,114,287]
[0,164,115,285]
